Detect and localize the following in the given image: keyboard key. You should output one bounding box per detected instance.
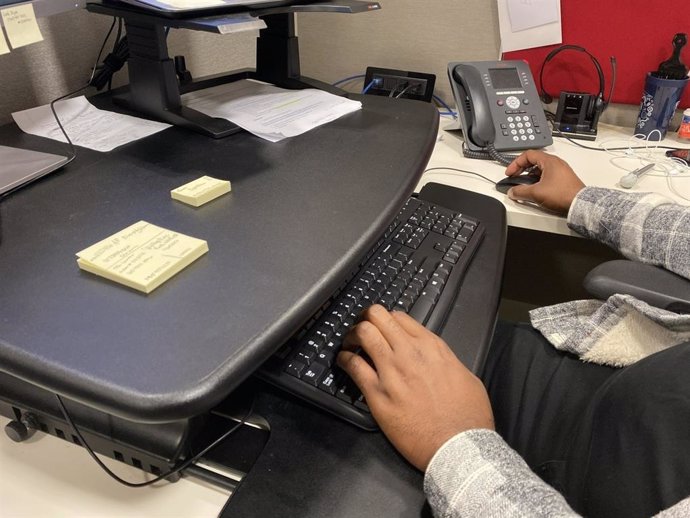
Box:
[409,297,434,324]
[336,381,358,404]
[302,363,326,386]
[315,350,335,367]
[457,227,474,243]
[395,295,414,312]
[296,349,316,365]
[354,394,370,412]
[318,371,338,395]
[285,360,307,378]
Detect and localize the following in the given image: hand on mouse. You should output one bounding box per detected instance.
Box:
[504,150,585,214]
[337,305,494,472]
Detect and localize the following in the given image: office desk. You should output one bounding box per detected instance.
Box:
[0,94,441,423]
[0,96,507,516]
[419,121,690,236]
[419,121,690,309]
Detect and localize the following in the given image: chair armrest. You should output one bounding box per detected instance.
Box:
[583,260,690,314]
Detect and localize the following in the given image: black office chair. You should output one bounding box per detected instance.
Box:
[583,260,690,314]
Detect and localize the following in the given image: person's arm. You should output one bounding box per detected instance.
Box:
[505,150,690,280]
[425,429,579,517]
[567,187,690,280]
[337,305,579,517]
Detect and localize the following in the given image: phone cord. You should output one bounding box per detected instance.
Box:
[462,143,518,166]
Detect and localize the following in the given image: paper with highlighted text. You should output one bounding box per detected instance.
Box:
[182,79,362,142]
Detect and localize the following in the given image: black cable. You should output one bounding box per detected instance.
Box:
[55,393,255,488]
[89,17,129,92]
[89,17,118,85]
[487,142,519,165]
[423,166,497,185]
[604,56,617,108]
[108,18,124,92]
[461,142,518,166]
[45,17,121,164]
[90,35,129,91]
[49,85,90,156]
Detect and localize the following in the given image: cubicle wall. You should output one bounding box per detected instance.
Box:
[0,2,500,125]
[0,1,641,127]
[298,0,640,127]
[299,0,501,108]
[0,9,256,125]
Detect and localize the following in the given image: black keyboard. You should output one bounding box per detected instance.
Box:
[258,196,485,429]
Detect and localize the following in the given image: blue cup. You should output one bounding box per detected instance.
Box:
[635,73,689,140]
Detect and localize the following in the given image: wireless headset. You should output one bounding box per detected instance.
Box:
[538,44,611,121]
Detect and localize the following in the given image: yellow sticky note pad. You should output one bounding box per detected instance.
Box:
[76,221,208,294]
[0,28,10,55]
[171,176,232,207]
[1,3,43,49]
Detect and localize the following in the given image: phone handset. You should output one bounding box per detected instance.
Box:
[452,64,496,148]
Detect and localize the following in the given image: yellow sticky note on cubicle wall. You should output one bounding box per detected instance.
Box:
[0,27,10,55]
[171,176,232,207]
[1,3,43,49]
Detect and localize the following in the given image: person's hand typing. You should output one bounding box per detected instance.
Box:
[505,150,586,214]
[337,304,494,472]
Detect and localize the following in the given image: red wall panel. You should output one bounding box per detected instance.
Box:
[503,0,690,109]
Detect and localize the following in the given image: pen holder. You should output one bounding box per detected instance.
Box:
[635,73,689,141]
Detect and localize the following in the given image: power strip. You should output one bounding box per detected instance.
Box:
[363,66,436,102]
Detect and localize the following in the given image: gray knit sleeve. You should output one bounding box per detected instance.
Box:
[567,187,690,280]
[424,429,579,517]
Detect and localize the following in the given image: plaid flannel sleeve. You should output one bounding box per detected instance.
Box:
[424,430,690,517]
[567,187,690,280]
[424,429,579,517]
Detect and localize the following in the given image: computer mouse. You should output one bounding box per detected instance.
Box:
[495,174,540,194]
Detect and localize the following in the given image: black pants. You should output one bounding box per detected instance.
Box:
[483,321,690,518]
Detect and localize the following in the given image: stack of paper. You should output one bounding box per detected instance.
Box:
[76,221,208,293]
[182,79,362,142]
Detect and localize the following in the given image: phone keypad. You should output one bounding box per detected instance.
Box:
[503,113,539,142]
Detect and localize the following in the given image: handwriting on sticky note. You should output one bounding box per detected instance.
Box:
[76,221,209,293]
[1,3,43,49]
[171,175,232,207]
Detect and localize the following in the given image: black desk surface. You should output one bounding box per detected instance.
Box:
[0,95,440,422]
[0,93,507,516]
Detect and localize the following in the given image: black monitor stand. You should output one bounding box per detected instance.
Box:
[86,1,380,138]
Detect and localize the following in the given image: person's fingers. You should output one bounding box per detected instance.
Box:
[505,150,547,176]
[362,305,411,350]
[342,319,393,367]
[390,310,425,337]
[507,183,539,203]
[337,349,380,395]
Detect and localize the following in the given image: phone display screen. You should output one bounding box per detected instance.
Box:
[489,68,522,90]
